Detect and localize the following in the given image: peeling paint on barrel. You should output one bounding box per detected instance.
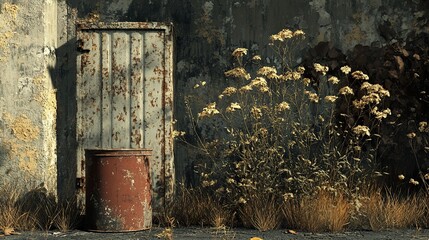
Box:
[85,149,152,232]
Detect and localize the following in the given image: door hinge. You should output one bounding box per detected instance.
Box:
[76,39,90,53]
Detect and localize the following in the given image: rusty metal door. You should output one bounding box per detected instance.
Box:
[76,22,174,213]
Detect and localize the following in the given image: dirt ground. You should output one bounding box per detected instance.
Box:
[3,227,429,240]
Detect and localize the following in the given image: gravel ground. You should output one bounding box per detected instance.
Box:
[3,227,429,240]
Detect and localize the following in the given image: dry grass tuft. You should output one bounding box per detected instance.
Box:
[0,184,38,231]
[206,198,234,229]
[357,188,425,230]
[421,193,429,228]
[0,184,82,232]
[155,227,173,240]
[170,184,207,226]
[239,194,282,231]
[53,198,83,232]
[283,191,350,232]
[20,189,58,230]
[170,184,233,228]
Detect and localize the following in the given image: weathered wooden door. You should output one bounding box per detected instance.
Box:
[76,22,174,213]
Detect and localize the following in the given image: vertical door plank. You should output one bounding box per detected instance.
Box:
[111,32,131,148]
[130,32,145,148]
[101,31,113,148]
[143,31,165,197]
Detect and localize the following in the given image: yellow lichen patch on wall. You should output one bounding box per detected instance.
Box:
[2,3,19,20]
[18,149,38,173]
[32,74,45,86]
[7,114,40,142]
[35,88,57,118]
[344,25,367,46]
[0,32,14,62]
[0,31,14,48]
[0,2,19,62]
[344,13,368,46]
[3,113,40,176]
[32,74,58,120]
[3,139,40,175]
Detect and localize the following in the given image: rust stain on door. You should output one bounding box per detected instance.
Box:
[76,22,174,213]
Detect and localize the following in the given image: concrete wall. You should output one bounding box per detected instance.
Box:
[0,0,57,192]
[0,0,427,197]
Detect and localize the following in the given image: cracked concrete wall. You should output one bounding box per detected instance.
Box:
[0,0,57,192]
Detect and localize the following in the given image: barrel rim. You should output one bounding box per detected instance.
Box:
[85,148,153,156]
[85,148,152,151]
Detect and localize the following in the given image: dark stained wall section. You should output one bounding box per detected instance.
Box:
[57,0,428,193]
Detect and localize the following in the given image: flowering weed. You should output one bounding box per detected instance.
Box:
[177,28,392,230]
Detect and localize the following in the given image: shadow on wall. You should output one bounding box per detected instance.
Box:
[48,35,78,200]
[0,144,9,175]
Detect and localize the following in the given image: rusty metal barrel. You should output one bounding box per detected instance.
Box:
[85,149,152,232]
